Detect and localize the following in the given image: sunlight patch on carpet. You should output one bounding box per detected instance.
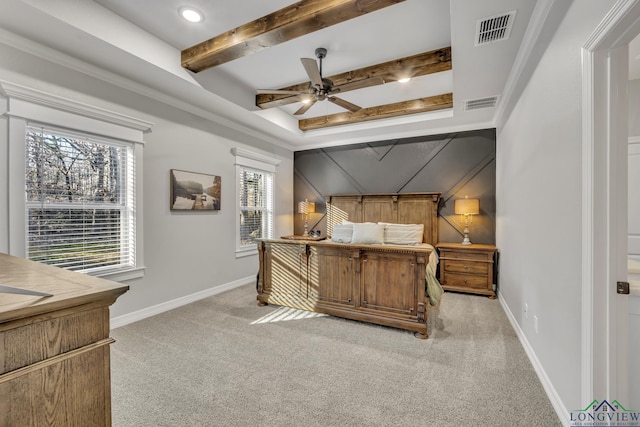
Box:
[251,307,328,324]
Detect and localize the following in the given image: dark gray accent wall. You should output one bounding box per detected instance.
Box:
[293,128,496,245]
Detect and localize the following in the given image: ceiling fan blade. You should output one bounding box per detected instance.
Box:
[328,97,361,113]
[331,76,385,94]
[301,58,323,87]
[294,100,316,115]
[257,89,306,95]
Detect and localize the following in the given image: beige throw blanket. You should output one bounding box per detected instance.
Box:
[426,250,443,306]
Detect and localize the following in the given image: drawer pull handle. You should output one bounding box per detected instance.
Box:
[464,279,468,284]
[464,265,468,269]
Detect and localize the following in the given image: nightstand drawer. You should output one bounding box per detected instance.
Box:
[443,259,488,275]
[440,250,489,262]
[442,272,489,289]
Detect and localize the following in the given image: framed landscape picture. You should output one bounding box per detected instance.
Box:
[170,169,221,211]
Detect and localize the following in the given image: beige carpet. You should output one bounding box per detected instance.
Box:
[110,284,562,426]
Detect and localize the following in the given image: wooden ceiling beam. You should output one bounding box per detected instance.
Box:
[298,93,453,131]
[256,47,451,109]
[181,0,405,73]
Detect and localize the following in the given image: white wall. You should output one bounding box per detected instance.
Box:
[115,115,293,318]
[0,42,293,319]
[630,139,640,262]
[496,0,616,419]
[629,79,640,138]
[629,78,640,410]
[629,80,640,261]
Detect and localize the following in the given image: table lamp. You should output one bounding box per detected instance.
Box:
[454,196,480,245]
[298,199,315,236]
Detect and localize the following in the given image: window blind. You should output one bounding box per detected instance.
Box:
[25,125,136,273]
[238,166,273,247]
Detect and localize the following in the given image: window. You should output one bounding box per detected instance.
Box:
[1,80,149,281]
[232,148,280,256]
[239,167,273,247]
[25,125,135,274]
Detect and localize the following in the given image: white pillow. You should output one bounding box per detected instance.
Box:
[350,223,385,244]
[381,223,424,245]
[331,224,353,243]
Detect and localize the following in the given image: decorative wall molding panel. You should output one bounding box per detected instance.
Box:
[293,129,496,244]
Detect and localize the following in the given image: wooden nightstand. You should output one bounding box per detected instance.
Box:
[280,235,326,241]
[436,242,498,299]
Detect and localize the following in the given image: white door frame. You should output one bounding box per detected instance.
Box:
[582,0,640,405]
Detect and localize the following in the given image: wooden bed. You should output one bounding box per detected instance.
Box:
[257,192,441,338]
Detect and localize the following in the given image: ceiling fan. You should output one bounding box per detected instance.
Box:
[257,48,384,115]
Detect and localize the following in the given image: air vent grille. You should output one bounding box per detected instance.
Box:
[475,10,516,46]
[465,96,498,111]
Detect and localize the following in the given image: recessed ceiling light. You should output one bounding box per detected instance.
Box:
[179,7,203,23]
[398,77,411,83]
[302,98,311,104]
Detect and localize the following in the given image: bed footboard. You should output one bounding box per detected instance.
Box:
[257,240,432,338]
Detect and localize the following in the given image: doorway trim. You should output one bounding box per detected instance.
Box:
[581,0,640,405]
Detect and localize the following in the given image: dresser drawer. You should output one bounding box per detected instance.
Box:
[443,259,488,275]
[442,272,489,289]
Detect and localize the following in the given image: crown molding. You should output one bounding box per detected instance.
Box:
[231,147,282,166]
[0,28,295,151]
[0,80,154,133]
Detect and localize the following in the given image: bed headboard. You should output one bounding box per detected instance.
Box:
[324,192,441,246]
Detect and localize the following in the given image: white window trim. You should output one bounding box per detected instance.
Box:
[231,147,280,258]
[1,80,152,281]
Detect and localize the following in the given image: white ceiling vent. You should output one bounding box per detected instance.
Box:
[465,96,499,111]
[475,10,516,46]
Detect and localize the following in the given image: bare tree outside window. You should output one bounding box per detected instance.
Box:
[25,126,135,272]
[239,167,273,247]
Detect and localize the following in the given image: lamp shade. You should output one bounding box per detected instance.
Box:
[454,198,479,215]
[298,199,315,214]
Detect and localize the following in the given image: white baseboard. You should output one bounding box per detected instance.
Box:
[110,275,255,330]
[498,291,570,427]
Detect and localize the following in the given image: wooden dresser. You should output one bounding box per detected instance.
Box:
[0,253,128,426]
[436,243,497,298]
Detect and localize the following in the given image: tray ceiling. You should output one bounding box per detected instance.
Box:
[0,0,546,150]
